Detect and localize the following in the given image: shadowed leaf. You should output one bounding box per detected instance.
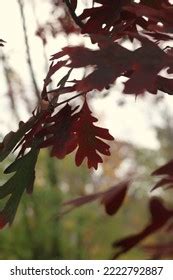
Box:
[0,146,39,228]
[0,117,36,162]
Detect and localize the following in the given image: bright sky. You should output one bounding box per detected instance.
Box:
[1,0,173,149]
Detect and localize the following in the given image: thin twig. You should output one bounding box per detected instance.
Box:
[64,0,84,29]
[18,0,40,100]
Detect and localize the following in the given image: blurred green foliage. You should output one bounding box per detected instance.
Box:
[0,147,150,260]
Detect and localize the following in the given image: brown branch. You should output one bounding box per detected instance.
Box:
[18,0,40,100]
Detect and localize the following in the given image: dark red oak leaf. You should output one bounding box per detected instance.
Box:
[79,0,125,35]
[112,197,173,259]
[101,181,129,215]
[124,1,173,34]
[152,160,173,176]
[51,37,173,96]
[78,0,173,42]
[123,35,173,95]
[38,103,78,158]
[37,99,114,169]
[151,160,173,191]
[51,44,132,92]
[151,177,173,191]
[62,180,130,216]
[74,99,114,169]
[79,0,149,39]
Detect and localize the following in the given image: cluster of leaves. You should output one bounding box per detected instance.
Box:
[1,0,173,258]
[0,98,114,228]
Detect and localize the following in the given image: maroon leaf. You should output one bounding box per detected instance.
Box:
[51,37,173,96]
[151,177,173,191]
[62,180,130,216]
[112,197,173,258]
[101,181,129,215]
[37,99,114,169]
[74,99,114,169]
[151,160,173,191]
[123,35,173,95]
[51,44,132,92]
[152,160,173,176]
[124,1,173,34]
[79,0,140,38]
[38,103,78,158]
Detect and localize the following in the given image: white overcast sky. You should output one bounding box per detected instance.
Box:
[1,0,173,149]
